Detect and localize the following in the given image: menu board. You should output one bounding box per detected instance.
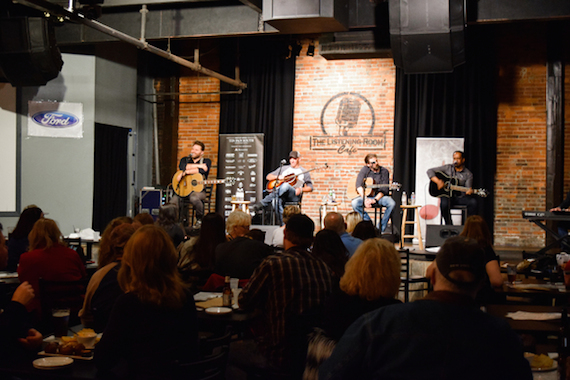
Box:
[217,134,264,217]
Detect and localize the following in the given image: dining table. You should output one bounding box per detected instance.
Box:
[496,279,569,306]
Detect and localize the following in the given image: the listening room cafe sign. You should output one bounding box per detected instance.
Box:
[28,101,84,139]
[310,92,386,155]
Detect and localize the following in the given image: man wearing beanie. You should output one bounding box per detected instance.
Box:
[320,236,532,380]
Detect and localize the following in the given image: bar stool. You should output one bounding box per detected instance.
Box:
[401,204,424,250]
[319,201,339,228]
[231,200,251,213]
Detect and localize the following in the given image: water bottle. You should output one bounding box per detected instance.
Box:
[236,187,244,201]
[401,191,407,206]
[328,188,333,203]
[331,189,336,203]
[411,192,416,205]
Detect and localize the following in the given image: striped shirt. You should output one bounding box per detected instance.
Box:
[239,246,333,366]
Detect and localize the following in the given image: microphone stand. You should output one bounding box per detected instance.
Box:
[273,159,286,225]
[361,166,373,219]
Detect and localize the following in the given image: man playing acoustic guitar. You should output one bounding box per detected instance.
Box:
[174,141,211,226]
[427,150,478,225]
[253,151,313,225]
[351,153,396,233]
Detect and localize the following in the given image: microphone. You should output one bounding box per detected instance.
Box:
[280,159,287,165]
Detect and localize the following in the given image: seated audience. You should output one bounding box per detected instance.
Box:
[246,228,266,243]
[351,220,378,241]
[0,281,43,359]
[79,223,136,332]
[237,214,333,376]
[98,216,133,268]
[320,236,532,380]
[178,213,227,290]
[311,229,348,279]
[156,204,185,248]
[271,205,301,248]
[132,212,154,229]
[324,212,362,257]
[95,225,198,379]
[214,210,273,279]
[345,211,362,234]
[6,206,44,271]
[17,218,87,320]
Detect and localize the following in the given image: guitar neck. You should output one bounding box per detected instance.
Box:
[449,184,470,193]
[201,179,227,185]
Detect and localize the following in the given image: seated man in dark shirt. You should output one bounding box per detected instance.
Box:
[214,210,273,279]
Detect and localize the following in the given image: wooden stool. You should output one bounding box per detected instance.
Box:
[231,200,251,213]
[401,205,424,250]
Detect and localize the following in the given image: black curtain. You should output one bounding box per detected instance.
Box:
[92,123,129,231]
[219,37,296,174]
[393,27,497,234]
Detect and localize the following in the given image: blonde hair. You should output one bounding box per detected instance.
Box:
[118,225,187,309]
[340,238,401,300]
[345,211,362,234]
[226,210,251,236]
[283,205,301,224]
[28,218,64,251]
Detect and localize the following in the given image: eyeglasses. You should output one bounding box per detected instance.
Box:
[369,161,377,164]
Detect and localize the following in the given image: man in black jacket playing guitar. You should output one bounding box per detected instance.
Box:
[427,151,478,225]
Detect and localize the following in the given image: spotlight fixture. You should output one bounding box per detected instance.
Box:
[307,41,315,57]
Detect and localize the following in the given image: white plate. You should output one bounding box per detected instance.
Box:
[532,361,558,372]
[205,307,232,315]
[33,356,74,369]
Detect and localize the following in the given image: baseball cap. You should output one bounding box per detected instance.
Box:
[435,236,485,286]
[289,151,300,159]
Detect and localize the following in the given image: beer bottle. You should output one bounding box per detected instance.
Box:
[222,276,233,307]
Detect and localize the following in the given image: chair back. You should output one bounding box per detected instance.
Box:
[399,249,430,302]
[39,278,88,334]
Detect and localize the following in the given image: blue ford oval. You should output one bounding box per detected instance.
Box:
[32,111,80,128]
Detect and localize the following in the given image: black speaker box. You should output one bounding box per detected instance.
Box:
[389,0,465,74]
[425,224,463,247]
[0,17,63,86]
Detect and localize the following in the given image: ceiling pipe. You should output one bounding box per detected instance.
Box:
[14,0,247,89]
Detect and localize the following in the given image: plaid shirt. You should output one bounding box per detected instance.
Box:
[239,246,333,366]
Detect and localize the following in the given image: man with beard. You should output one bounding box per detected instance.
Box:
[427,151,478,225]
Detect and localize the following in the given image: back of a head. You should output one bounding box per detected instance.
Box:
[340,238,401,300]
[157,205,178,226]
[283,205,302,224]
[11,207,43,239]
[226,210,251,236]
[246,229,266,242]
[199,213,226,241]
[133,213,154,228]
[99,223,136,268]
[435,236,486,294]
[352,220,377,241]
[28,218,62,251]
[285,214,315,248]
[460,215,492,248]
[313,229,348,277]
[324,212,345,234]
[345,211,362,234]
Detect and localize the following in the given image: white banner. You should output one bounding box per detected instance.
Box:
[28,101,83,138]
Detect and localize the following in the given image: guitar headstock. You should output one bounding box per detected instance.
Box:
[391,182,402,191]
[225,177,237,186]
[474,188,488,197]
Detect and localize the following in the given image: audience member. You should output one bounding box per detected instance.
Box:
[95,225,198,379]
[237,214,333,375]
[79,223,136,332]
[214,210,273,279]
[98,216,133,268]
[351,220,378,241]
[132,212,154,229]
[0,223,8,270]
[270,205,301,248]
[178,213,227,290]
[324,212,362,257]
[6,206,44,271]
[246,228,266,242]
[0,281,43,359]
[156,204,185,248]
[312,229,348,278]
[319,236,532,380]
[345,211,362,234]
[17,218,87,320]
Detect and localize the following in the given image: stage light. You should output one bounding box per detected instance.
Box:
[307,41,315,56]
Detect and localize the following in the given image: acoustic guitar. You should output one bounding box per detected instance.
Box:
[346,174,401,200]
[266,163,329,193]
[172,171,236,197]
[428,171,488,198]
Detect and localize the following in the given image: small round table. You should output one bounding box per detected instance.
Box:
[231,200,251,213]
[401,204,424,250]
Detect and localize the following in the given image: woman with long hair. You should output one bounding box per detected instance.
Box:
[80,223,136,332]
[323,238,401,340]
[178,213,227,289]
[345,211,362,234]
[312,229,349,278]
[6,206,43,271]
[97,216,133,269]
[17,218,86,318]
[95,225,198,378]
[156,204,185,248]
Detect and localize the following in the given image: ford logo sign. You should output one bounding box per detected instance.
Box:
[32,111,80,128]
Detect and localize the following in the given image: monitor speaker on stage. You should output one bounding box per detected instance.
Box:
[425,224,463,247]
[389,0,465,74]
[0,16,63,86]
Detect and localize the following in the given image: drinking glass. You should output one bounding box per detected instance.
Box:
[52,308,70,337]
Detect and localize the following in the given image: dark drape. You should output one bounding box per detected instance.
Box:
[393,27,497,234]
[92,123,129,231]
[219,37,296,174]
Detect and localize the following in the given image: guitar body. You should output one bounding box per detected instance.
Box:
[346,175,376,200]
[428,172,458,198]
[266,165,328,193]
[172,171,204,197]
